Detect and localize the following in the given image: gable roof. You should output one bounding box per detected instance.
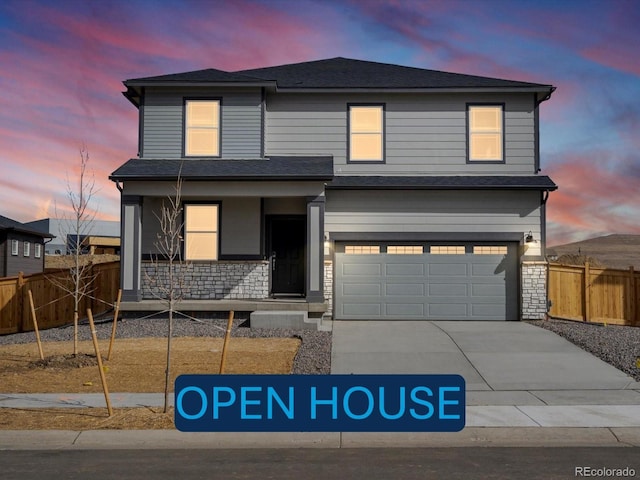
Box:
[0,215,54,238]
[123,57,554,106]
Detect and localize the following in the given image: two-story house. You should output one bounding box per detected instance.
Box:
[110,57,556,325]
[0,215,53,277]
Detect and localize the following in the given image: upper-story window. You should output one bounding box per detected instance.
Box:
[11,239,18,256]
[23,241,30,257]
[468,105,504,162]
[185,99,220,157]
[348,104,384,162]
[184,203,219,260]
[35,243,42,259]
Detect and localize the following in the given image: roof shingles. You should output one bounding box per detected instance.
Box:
[124,57,553,91]
[109,157,334,181]
[0,215,53,237]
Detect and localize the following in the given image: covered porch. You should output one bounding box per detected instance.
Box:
[111,157,333,312]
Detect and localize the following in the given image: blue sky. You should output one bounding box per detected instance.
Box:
[1,0,639,244]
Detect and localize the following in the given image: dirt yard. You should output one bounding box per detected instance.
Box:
[0,336,300,430]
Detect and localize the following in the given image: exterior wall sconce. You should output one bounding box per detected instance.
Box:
[525,231,534,243]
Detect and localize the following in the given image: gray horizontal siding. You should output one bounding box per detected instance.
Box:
[265,92,536,175]
[325,190,542,257]
[141,197,261,257]
[143,87,262,159]
[3,233,45,276]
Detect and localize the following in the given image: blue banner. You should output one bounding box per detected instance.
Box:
[175,374,465,432]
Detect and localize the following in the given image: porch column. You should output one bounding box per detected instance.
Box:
[306,195,325,302]
[120,195,142,302]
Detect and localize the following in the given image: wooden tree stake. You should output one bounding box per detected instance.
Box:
[87,308,113,416]
[28,290,44,360]
[107,289,122,361]
[219,311,234,374]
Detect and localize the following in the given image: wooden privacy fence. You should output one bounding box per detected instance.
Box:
[0,261,120,334]
[548,263,639,326]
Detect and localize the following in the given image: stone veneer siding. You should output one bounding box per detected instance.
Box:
[324,260,333,317]
[521,261,548,320]
[142,261,269,300]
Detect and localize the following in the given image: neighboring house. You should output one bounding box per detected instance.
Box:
[26,218,120,255]
[110,57,557,322]
[0,215,53,277]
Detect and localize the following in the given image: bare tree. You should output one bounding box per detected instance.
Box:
[49,145,99,355]
[145,168,189,413]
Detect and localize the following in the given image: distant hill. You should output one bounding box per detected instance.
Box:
[548,234,640,269]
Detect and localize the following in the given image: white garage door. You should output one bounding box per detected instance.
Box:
[334,243,518,320]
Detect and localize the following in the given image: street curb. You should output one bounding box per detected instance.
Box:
[2,427,640,450]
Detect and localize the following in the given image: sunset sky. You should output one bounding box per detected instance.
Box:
[1,0,638,245]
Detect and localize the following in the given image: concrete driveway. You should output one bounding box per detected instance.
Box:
[331,321,640,407]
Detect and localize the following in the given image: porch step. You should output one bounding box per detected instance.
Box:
[249,310,318,330]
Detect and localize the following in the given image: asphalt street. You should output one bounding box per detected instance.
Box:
[2,448,639,480]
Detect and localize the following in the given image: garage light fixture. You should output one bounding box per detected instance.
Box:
[525,231,534,243]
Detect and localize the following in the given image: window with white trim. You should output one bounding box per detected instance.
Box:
[35,243,42,258]
[468,105,503,161]
[387,245,424,254]
[473,246,508,255]
[185,100,220,156]
[23,241,30,257]
[430,246,465,255]
[344,245,381,255]
[184,204,219,260]
[11,239,18,256]
[349,105,384,161]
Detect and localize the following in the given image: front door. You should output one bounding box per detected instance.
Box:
[268,216,306,296]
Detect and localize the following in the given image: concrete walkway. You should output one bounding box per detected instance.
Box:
[2,320,640,449]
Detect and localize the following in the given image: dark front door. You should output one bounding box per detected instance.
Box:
[268,216,306,296]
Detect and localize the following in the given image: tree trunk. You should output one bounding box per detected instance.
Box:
[164,305,174,413]
[73,310,78,356]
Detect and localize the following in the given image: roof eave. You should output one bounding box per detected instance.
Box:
[326,184,557,191]
[123,80,276,88]
[2,226,55,238]
[274,86,555,94]
[109,175,334,182]
[122,86,141,108]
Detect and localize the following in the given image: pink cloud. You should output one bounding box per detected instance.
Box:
[546,156,640,244]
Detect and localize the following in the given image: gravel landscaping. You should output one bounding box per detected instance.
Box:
[527,318,640,382]
[0,313,332,375]
[2,314,638,382]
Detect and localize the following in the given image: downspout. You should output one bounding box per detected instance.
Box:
[541,188,552,318]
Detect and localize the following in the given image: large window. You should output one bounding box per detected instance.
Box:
[349,105,384,162]
[185,99,220,156]
[468,105,503,162]
[184,204,219,260]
